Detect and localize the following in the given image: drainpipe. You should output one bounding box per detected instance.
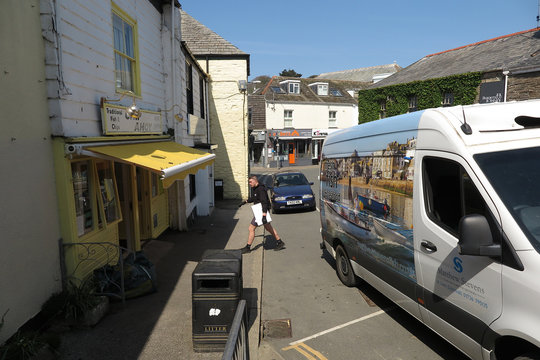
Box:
[503,70,509,102]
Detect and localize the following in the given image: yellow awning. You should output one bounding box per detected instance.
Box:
[85,141,215,188]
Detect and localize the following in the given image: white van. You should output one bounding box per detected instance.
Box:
[319,100,540,360]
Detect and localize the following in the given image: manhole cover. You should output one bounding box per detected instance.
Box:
[262,319,292,338]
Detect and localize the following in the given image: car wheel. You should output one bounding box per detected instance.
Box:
[271,207,278,214]
[335,245,358,287]
[515,351,540,360]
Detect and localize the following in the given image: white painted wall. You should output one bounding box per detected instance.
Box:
[1,0,62,344]
[266,102,358,130]
[44,0,169,137]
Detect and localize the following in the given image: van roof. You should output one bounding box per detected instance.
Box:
[324,100,540,156]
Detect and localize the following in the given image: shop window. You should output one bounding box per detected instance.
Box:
[96,161,121,224]
[151,172,163,198]
[72,161,95,236]
[189,174,196,201]
[112,5,139,94]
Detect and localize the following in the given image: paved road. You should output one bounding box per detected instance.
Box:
[253,166,468,360]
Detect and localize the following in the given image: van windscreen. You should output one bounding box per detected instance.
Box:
[475,146,540,251]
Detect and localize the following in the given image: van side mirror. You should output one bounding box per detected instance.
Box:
[309,182,314,185]
[458,214,501,257]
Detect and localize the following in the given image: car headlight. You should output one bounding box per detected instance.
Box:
[274,196,286,201]
[302,194,314,199]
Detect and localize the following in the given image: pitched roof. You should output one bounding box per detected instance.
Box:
[372,28,540,88]
[316,64,402,82]
[252,76,357,105]
[180,10,248,57]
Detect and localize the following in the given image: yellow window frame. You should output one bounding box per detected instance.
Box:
[70,158,123,241]
[111,2,141,96]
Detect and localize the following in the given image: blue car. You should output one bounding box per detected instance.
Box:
[270,171,316,213]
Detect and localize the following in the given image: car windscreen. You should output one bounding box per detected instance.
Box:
[474,146,540,251]
[275,174,309,187]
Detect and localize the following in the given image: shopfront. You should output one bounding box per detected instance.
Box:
[311,129,338,164]
[268,128,312,166]
[55,102,215,282]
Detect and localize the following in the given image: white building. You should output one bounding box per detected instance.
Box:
[249,77,359,166]
[0,0,227,344]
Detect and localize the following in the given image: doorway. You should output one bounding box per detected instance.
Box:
[288,142,295,164]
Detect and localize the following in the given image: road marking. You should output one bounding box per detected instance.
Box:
[287,308,394,346]
[282,342,328,360]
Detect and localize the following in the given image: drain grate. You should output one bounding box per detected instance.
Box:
[262,319,292,338]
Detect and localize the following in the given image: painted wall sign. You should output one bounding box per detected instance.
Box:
[101,103,162,135]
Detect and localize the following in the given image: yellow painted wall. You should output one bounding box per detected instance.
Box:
[53,139,121,283]
[0,0,62,344]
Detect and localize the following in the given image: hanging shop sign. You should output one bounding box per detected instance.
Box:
[101,103,162,135]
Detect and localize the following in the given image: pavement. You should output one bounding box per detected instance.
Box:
[57,165,315,360]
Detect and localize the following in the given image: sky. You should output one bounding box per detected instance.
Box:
[181,1,538,80]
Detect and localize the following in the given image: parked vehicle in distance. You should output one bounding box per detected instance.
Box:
[319,99,540,360]
[270,171,316,213]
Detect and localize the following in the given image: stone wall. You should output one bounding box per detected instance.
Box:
[507,72,540,101]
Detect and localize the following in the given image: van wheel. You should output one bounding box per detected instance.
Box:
[515,351,540,360]
[335,245,357,287]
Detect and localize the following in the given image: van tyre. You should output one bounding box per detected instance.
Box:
[335,245,358,287]
[515,351,540,360]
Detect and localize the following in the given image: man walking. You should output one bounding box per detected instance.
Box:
[239,175,285,254]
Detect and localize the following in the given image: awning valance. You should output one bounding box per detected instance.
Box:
[85,141,215,188]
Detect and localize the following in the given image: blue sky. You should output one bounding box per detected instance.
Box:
[181,1,537,80]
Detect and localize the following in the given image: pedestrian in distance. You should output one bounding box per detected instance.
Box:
[239,175,285,254]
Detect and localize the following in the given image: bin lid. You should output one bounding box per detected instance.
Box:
[201,249,242,262]
[192,259,240,277]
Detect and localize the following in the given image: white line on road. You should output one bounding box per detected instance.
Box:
[288,308,395,346]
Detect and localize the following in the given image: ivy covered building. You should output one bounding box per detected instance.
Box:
[359,28,540,123]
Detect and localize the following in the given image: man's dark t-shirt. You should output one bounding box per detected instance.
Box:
[247,184,271,213]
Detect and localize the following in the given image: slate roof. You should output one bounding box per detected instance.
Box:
[372,28,540,88]
[180,10,248,57]
[254,76,357,105]
[317,64,402,82]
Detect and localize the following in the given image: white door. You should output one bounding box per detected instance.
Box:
[414,152,502,359]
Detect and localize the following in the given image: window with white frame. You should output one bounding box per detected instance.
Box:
[288,82,300,94]
[284,110,293,128]
[112,6,139,94]
[329,111,337,127]
[318,84,328,96]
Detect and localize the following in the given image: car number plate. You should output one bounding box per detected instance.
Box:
[287,200,302,205]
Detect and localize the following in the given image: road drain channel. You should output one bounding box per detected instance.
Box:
[262,319,292,338]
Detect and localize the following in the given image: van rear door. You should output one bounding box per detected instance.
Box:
[414,152,502,359]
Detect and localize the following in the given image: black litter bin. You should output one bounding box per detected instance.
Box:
[214,179,224,200]
[192,250,243,352]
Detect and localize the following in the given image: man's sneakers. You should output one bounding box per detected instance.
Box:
[274,239,285,251]
[241,244,251,254]
[241,240,285,253]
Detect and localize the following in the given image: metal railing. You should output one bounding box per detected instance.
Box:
[60,239,130,304]
[222,299,250,360]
